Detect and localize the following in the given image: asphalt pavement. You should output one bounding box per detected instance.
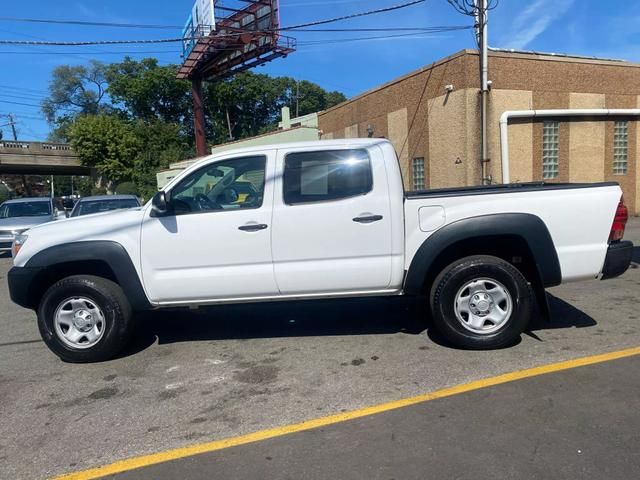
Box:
[108,355,640,480]
[0,219,638,479]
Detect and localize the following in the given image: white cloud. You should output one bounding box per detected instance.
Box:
[502,0,575,50]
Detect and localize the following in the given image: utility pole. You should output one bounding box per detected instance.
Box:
[225,109,234,141]
[6,114,32,196]
[475,0,490,184]
[191,75,208,157]
[8,113,18,142]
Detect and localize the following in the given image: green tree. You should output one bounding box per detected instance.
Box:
[106,58,192,124]
[74,177,95,197]
[205,72,346,143]
[129,120,193,200]
[46,57,348,190]
[42,61,111,141]
[69,114,139,186]
[115,181,138,195]
[283,79,346,118]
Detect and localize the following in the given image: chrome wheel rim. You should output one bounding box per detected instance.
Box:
[454,278,513,334]
[53,297,106,349]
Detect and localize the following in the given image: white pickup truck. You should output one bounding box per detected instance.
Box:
[8,139,634,362]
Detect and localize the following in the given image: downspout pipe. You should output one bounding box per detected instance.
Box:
[500,109,640,183]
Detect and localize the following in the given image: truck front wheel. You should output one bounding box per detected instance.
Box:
[430,255,533,349]
[37,275,133,363]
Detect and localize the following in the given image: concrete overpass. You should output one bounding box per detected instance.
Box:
[0,140,91,175]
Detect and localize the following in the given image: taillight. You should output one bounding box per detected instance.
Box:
[609,197,628,242]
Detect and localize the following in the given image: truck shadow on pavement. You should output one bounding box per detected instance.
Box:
[123,293,596,357]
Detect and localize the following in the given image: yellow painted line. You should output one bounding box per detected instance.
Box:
[53,345,640,480]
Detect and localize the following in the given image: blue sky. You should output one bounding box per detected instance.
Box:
[1,0,639,141]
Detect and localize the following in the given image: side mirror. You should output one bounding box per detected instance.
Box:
[151,191,170,217]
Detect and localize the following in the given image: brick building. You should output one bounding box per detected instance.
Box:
[317,49,640,214]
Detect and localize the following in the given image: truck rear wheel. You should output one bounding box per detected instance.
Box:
[430,255,532,349]
[37,275,133,363]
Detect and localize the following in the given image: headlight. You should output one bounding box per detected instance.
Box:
[11,229,27,236]
[12,234,28,257]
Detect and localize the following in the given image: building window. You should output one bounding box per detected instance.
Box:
[412,157,425,190]
[542,121,560,179]
[613,121,628,175]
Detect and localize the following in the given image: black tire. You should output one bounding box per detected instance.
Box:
[37,275,133,363]
[430,255,532,350]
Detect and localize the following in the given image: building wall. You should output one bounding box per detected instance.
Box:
[317,49,640,214]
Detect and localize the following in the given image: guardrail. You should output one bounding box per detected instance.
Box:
[0,141,77,157]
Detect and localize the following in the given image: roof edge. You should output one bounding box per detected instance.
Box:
[319,49,477,117]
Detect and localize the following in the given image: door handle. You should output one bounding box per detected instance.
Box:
[352,215,383,224]
[238,223,268,232]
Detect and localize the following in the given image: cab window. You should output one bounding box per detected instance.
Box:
[170,156,266,215]
[283,149,372,205]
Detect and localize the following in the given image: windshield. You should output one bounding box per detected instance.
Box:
[72,198,139,217]
[0,201,51,218]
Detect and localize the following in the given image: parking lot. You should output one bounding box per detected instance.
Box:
[0,219,638,480]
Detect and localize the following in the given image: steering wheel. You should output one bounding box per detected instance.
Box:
[244,192,263,208]
[194,193,218,211]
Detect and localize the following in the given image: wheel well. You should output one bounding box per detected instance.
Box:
[28,261,119,309]
[423,235,541,295]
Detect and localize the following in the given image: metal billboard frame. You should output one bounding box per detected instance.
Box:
[178,0,295,156]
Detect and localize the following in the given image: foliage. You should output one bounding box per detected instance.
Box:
[129,120,193,200]
[115,181,138,195]
[69,114,139,183]
[0,183,11,203]
[106,58,192,125]
[91,186,108,196]
[206,72,346,143]
[46,57,348,194]
[74,177,95,197]
[42,61,111,134]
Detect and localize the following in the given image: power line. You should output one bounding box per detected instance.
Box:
[287,26,470,32]
[0,84,49,95]
[0,27,466,54]
[0,16,183,29]
[298,30,462,45]
[0,50,181,56]
[0,37,198,46]
[0,1,430,46]
[0,83,47,91]
[0,1,427,32]
[280,0,427,30]
[0,99,43,108]
[0,90,48,101]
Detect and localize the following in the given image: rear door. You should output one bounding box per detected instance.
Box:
[271,146,393,295]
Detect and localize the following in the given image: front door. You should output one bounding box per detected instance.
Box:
[140,152,278,304]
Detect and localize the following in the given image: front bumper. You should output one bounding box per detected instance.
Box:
[601,241,634,280]
[8,266,39,309]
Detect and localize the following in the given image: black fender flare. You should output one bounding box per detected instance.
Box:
[403,213,562,296]
[24,240,151,310]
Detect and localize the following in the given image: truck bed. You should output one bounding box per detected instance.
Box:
[405,181,620,199]
[403,181,624,284]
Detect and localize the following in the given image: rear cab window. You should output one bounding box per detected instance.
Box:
[283,149,372,205]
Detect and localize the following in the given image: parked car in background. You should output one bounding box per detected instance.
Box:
[69,195,141,218]
[0,197,56,253]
